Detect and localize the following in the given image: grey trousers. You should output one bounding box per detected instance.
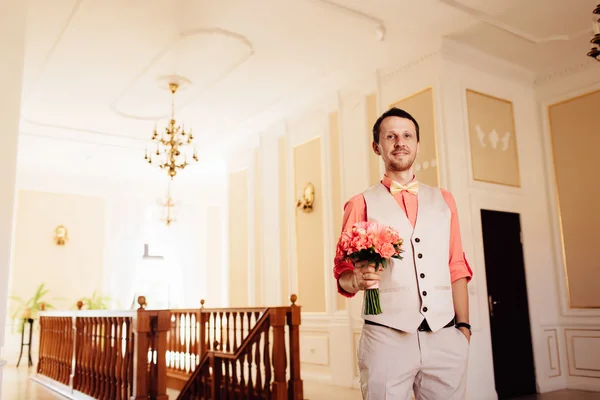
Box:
[357,323,469,399]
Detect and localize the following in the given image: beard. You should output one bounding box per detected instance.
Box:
[386,152,416,172]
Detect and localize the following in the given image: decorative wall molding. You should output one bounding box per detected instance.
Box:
[544,328,562,378]
[534,59,600,86]
[439,39,536,86]
[378,51,440,83]
[439,0,590,44]
[565,328,600,379]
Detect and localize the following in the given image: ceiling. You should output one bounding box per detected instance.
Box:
[15,0,597,185]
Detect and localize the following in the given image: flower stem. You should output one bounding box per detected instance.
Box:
[364,288,382,315]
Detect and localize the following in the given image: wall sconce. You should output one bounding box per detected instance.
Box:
[296,182,315,213]
[54,225,68,246]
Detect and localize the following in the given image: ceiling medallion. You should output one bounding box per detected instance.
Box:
[587,4,600,62]
[145,75,198,179]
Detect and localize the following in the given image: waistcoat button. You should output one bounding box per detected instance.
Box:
[423,307,428,312]
[420,273,425,278]
[422,291,427,296]
[418,253,423,259]
[415,238,420,243]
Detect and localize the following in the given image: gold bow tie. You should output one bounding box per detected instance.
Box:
[390,180,419,196]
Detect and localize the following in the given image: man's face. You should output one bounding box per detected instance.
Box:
[372,116,419,172]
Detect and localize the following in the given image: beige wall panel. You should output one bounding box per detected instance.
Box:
[10,191,104,311]
[294,137,326,313]
[466,89,521,187]
[206,206,223,306]
[548,90,600,309]
[366,93,381,186]
[390,88,439,187]
[279,136,290,305]
[328,111,346,311]
[253,149,263,305]
[228,169,249,306]
[565,329,600,378]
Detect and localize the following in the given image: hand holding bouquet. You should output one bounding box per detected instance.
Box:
[336,221,404,315]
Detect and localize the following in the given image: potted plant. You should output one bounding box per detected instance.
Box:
[9,283,58,333]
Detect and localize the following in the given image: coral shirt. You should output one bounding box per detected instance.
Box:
[334,175,473,297]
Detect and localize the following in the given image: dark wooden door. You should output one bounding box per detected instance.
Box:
[481,209,537,399]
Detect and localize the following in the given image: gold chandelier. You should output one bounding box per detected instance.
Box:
[162,194,176,226]
[145,82,198,179]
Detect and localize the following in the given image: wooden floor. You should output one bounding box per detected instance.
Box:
[1,365,64,400]
[2,364,599,400]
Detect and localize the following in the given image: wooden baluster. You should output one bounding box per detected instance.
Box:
[233,312,238,352]
[231,356,238,399]
[254,328,262,397]
[218,311,223,352]
[73,318,81,391]
[114,318,122,400]
[175,313,181,371]
[263,323,271,398]
[124,318,133,400]
[168,312,174,372]
[246,345,253,399]
[270,308,287,400]
[110,317,118,400]
[224,311,230,353]
[212,312,217,351]
[199,308,207,357]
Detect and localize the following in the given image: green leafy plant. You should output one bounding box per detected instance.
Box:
[9,283,57,332]
[79,290,112,310]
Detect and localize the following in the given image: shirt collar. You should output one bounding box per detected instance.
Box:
[381,174,418,189]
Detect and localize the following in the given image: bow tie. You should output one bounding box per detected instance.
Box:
[390,180,419,196]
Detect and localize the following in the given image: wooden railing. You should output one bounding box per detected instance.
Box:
[35,295,303,400]
[176,295,303,400]
[35,296,169,400]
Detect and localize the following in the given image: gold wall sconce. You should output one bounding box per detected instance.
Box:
[54,225,68,246]
[296,182,315,213]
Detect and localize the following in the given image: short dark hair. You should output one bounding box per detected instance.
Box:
[372,107,420,144]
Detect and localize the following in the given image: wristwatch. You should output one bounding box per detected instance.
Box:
[455,322,471,335]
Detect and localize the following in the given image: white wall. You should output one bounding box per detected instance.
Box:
[3,168,228,362]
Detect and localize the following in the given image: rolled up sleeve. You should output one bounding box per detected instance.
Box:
[333,194,367,297]
[441,190,473,283]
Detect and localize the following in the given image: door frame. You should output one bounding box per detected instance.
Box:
[467,191,541,394]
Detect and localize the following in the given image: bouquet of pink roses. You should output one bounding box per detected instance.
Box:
[337,221,404,315]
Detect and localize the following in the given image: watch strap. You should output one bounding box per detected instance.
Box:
[455,322,471,332]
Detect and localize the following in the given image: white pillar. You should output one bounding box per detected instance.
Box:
[0,0,27,389]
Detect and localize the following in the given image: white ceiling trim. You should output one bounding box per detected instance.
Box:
[20,118,146,145]
[22,0,82,102]
[109,27,255,121]
[439,0,592,43]
[303,0,386,41]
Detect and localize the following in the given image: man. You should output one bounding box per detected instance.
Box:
[334,107,473,399]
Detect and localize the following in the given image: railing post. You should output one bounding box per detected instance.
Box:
[134,297,151,400]
[153,310,170,400]
[287,295,303,400]
[199,299,207,356]
[270,308,288,400]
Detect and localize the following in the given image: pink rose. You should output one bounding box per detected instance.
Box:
[379,242,396,259]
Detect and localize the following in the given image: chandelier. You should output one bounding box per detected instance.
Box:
[145,81,198,179]
[587,4,600,61]
[161,194,176,226]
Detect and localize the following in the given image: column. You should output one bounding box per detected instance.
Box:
[0,0,27,390]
